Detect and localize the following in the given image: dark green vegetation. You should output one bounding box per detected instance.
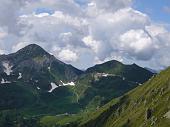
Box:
[0,44,154,127]
[87,61,152,83]
[38,67,170,127]
[0,44,83,115]
[77,67,170,127]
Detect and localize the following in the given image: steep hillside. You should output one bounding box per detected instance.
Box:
[79,67,170,127]
[74,60,153,109]
[38,67,170,127]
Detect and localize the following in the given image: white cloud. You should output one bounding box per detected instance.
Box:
[18,10,88,46]
[0,49,5,55]
[0,32,7,39]
[57,49,78,63]
[84,7,150,60]
[23,0,83,16]
[92,0,132,12]
[59,32,73,42]
[12,41,31,52]
[0,0,27,34]
[119,29,154,60]
[34,13,50,18]
[0,0,170,70]
[145,25,168,37]
[82,35,102,53]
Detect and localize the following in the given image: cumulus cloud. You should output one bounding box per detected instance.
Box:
[83,7,151,60]
[0,0,26,34]
[12,41,31,52]
[23,0,83,16]
[145,24,168,37]
[58,49,78,62]
[91,0,132,12]
[82,35,102,53]
[0,0,170,70]
[119,29,154,60]
[0,50,5,55]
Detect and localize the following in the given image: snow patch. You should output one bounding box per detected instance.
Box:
[48,67,51,71]
[48,82,58,93]
[60,80,75,86]
[1,78,5,84]
[96,73,114,77]
[18,73,22,79]
[94,73,115,81]
[37,87,40,90]
[102,73,109,77]
[1,78,11,84]
[48,81,76,93]
[2,62,13,75]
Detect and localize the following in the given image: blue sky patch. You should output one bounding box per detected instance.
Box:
[133,0,170,24]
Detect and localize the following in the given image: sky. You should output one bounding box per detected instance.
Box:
[0,0,170,70]
[134,0,170,26]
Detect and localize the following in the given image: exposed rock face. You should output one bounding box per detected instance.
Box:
[146,108,152,120]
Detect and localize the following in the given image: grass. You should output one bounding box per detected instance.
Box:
[79,68,170,127]
[38,67,170,127]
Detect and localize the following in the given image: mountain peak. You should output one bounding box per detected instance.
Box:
[15,44,50,58]
[18,44,47,53]
[23,44,42,49]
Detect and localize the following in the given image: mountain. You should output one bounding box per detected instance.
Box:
[0,44,83,113]
[0,44,82,85]
[68,67,170,127]
[0,44,83,91]
[0,44,154,127]
[74,60,153,108]
[87,61,153,83]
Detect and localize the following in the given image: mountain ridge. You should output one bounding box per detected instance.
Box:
[77,67,170,127]
[0,44,155,127]
[39,67,170,127]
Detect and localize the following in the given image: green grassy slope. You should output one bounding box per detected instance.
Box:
[73,60,153,110]
[38,67,170,127]
[79,67,170,127]
[86,60,153,83]
[75,74,138,109]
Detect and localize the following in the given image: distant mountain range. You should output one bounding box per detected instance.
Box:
[0,44,154,127]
